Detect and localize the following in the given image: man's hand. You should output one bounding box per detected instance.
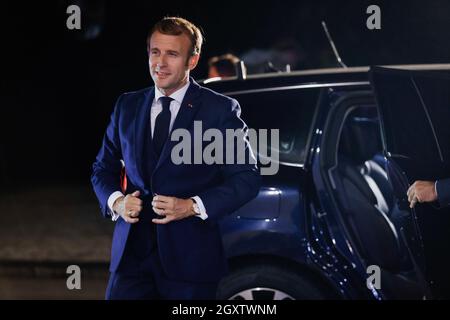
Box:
[113,190,143,223]
[407,180,437,208]
[151,195,195,224]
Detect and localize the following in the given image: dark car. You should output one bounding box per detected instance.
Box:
[201,64,450,300]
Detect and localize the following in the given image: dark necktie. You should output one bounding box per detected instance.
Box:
[153,96,173,157]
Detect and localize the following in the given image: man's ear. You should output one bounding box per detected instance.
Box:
[188,54,200,71]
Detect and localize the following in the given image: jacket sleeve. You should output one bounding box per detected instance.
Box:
[197,99,261,222]
[91,95,124,218]
[436,178,450,208]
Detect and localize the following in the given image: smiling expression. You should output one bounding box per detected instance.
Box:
[148,31,199,96]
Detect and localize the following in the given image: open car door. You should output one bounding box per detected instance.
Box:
[370,66,450,298]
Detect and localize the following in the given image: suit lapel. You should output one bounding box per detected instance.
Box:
[134,87,156,183]
[154,79,202,172]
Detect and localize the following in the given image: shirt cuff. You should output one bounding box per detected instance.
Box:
[435,181,439,199]
[191,196,208,220]
[108,191,124,221]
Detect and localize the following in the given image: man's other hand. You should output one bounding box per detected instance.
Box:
[113,190,143,223]
[151,195,195,224]
[407,180,437,208]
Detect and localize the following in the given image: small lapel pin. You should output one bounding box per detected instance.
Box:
[188,103,193,108]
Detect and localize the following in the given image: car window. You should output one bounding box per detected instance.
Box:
[338,105,381,162]
[230,88,319,165]
[372,69,450,168]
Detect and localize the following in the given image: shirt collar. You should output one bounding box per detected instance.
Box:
[154,79,190,105]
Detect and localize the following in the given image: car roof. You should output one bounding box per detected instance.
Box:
[202,64,450,95]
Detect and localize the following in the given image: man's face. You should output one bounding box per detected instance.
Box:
[148,31,199,96]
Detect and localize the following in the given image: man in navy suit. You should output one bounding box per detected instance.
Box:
[407,179,450,208]
[91,17,261,299]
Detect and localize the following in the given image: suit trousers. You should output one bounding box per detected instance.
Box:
[105,236,219,300]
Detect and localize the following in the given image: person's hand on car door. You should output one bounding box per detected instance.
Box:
[407,180,437,208]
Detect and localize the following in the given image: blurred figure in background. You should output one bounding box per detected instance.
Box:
[208,53,240,78]
[240,37,305,74]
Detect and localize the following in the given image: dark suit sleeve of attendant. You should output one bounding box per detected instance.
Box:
[91,95,124,218]
[197,99,261,222]
[436,178,450,208]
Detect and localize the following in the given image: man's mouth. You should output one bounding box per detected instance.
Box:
[155,70,171,79]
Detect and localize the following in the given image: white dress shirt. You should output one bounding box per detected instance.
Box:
[107,80,208,221]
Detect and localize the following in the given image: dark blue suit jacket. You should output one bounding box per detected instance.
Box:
[436,178,450,207]
[91,79,261,283]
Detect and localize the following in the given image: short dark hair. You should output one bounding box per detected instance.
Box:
[147,17,203,56]
[208,54,240,77]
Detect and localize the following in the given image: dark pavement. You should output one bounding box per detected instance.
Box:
[0,184,113,299]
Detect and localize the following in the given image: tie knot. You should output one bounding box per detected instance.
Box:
[159,96,173,110]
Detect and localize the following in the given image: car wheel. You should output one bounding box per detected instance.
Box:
[217,264,327,300]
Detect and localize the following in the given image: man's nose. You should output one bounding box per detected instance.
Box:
[151,57,166,68]
[158,54,168,66]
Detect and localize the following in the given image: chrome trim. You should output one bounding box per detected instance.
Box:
[224,81,369,96]
[279,161,304,168]
[203,77,222,84]
[199,64,450,83]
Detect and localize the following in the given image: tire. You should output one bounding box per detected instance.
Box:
[217,264,328,300]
